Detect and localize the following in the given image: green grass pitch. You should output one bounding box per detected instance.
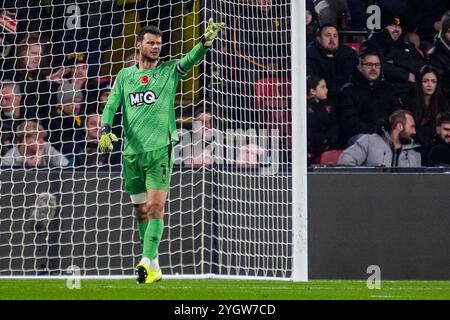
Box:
[1,279,450,300]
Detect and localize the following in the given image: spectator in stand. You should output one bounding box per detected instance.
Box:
[362,16,426,100]
[48,80,85,167]
[375,1,414,30]
[312,0,349,28]
[78,112,121,167]
[49,53,104,134]
[403,32,426,57]
[79,112,104,166]
[429,11,450,101]
[338,50,400,145]
[184,108,213,168]
[427,112,450,166]
[85,76,122,143]
[49,53,92,102]
[401,65,450,146]
[0,80,36,156]
[0,10,17,81]
[307,24,358,105]
[306,0,319,45]
[1,120,69,168]
[91,76,115,113]
[13,32,58,128]
[84,76,114,115]
[338,109,421,167]
[306,75,340,165]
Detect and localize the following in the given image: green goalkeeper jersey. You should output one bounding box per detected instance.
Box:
[101,43,208,155]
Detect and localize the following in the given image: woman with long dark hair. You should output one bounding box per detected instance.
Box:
[401,64,450,145]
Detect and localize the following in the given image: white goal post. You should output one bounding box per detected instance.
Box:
[0,0,307,281]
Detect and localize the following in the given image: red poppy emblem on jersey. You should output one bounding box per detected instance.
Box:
[325,105,332,113]
[141,75,149,84]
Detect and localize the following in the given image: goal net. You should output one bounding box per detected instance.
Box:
[0,0,295,280]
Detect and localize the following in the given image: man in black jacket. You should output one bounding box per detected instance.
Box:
[362,16,425,100]
[48,81,85,167]
[429,11,450,101]
[338,50,400,145]
[0,80,36,156]
[427,112,450,166]
[307,24,358,105]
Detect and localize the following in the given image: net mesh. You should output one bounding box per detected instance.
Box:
[0,0,292,278]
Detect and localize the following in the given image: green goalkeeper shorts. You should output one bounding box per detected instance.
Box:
[123,145,174,195]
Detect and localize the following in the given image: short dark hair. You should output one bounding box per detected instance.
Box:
[316,24,337,37]
[306,74,324,94]
[359,49,380,63]
[137,26,163,42]
[436,112,450,126]
[389,109,413,130]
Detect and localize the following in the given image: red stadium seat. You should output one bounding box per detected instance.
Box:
[254,77,291,110]
[318,149,344,165]
[345,42,360,54]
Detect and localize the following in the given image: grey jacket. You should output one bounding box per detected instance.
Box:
[338,132,422,167]
[1,142,69,168]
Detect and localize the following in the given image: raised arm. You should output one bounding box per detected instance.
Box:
[176,18,225,76]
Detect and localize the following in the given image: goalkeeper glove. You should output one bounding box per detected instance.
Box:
[202,18,225,47]
[98,125,118,153]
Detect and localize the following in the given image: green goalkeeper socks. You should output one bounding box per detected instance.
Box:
[137,221,149,245]
[143,218,164,260]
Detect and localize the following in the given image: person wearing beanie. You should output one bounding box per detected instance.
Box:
[429,11,450,100]
[362,16,426,100]
[56,80,84,116]
[64,52,90,95]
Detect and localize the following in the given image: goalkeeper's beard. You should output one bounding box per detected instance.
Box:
[141,53,160,64]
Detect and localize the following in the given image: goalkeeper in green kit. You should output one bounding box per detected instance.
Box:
[99,19,225,284]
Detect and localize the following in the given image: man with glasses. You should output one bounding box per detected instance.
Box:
[338,50,400,146]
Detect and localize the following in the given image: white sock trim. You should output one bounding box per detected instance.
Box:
[149,258,160,271]
[139,257,160,271]
[139,257,151,269]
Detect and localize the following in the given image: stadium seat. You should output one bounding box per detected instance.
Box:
[254,76,291,110]
[345,42,360,54]
[318,149,344,165]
